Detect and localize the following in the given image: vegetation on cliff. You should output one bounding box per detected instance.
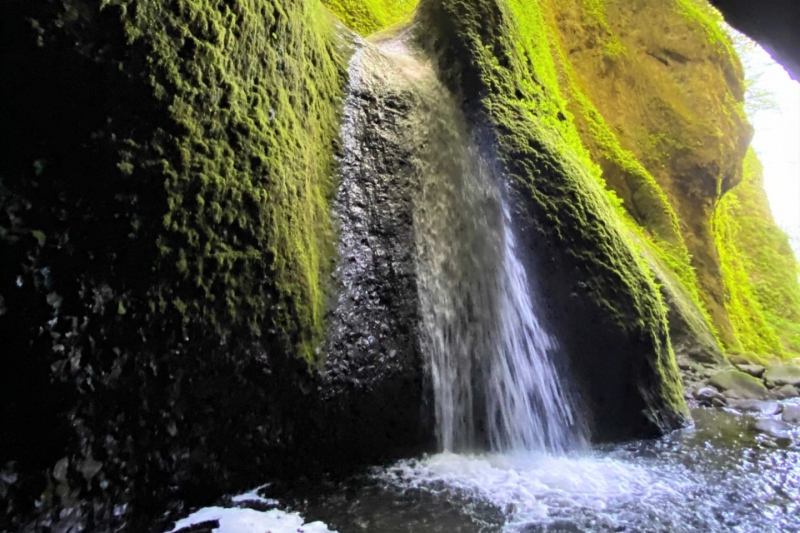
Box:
[323,0,417,35]
[714,149,800,359]
[329,0,800,364]
[414,0,688,436]
[1,0,347,527]
[3,0,800,528]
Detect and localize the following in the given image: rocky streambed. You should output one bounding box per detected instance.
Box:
[163,401,800,533]
[681,354,800,444]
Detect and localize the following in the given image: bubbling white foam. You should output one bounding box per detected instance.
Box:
[379,452,690,530]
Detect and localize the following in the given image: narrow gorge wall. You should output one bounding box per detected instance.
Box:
[1,0,352,528]
[539,0,800,361]
[3,0,800,530]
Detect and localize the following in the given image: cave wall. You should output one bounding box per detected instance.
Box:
[709,0,800,81]
[542,0,800,360]
[714,150,800,359]
[547,0,752,351]
[4,0,800,529]
[323,0,418,35]
[0,0,351,529]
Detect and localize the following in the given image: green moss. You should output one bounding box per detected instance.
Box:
[118,0,348,363]
[714,149,800,359]
[323,0,418,35]
[416,0,688,427]
[537,0,757,353]
[674,0,737,63]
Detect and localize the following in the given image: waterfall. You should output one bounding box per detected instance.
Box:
[415,140,587,454]
[341,34,586,455]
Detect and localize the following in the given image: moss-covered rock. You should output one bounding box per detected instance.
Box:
[1,0,351,528]
[709,367,769,399]
[546,0,752,351]
[714,150,800,358]
[323,0,417,35]
[414,0,688,439]
[764,363,800,387]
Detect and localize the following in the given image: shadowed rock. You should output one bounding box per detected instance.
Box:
[764,363,800,387]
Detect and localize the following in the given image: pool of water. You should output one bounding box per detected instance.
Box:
[168,407,800,533]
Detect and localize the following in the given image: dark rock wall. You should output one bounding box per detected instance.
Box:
[709,0,800,80]
[0,0,423,530]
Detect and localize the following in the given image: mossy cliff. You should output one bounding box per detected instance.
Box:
[714,149,800,359]
[328,1,800,365]
[3,0,800,529]
[414,0,688,439]
[537,0,800,361]
[546,0,750,351]
[1,0,350,528]
[323,0,417,35]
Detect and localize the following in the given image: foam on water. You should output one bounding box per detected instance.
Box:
[167,507,336,533]
[167,486,335,533]
[380,452,689,530]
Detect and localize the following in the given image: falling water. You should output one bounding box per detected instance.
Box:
[168,34,800,533]
[405,74,586,454]
[415,141,586,453]
[336,32,585,454]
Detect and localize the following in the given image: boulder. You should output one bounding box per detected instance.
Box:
[727,354,749,366]
[735,364,765,378]
[764,363,800,387]
[727,399,780,416]
[753,419,793,440]
[773,384,799,400]
[693,386,726,406]
[782,405,800,424]
[709,368,770,400]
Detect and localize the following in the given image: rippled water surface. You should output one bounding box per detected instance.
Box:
[263,407,799,533]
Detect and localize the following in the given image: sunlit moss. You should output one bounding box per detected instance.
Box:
[714,149,800,359]
[120,0,348,363]
[674,0,737,63]
[416,0,688,426]
[322,0,418,35]
[539,0,721,345]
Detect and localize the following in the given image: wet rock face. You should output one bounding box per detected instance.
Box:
[764,363,800,387]
[553,0,751,347]
[415,0,689,440]
[318,41,435,463]
[0,1,426,530]
[709,0,800,80]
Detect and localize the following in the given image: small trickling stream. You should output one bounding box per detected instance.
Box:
[167,34,800,533]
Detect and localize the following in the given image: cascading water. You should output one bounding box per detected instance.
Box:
[395,52,586,454]
[415,140,587,453]
[338,30,587,455]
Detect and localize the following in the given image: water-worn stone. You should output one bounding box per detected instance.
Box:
[782,405,800,424]
[709,368,770,399]
[711,397,727,408]
[753,419,793,439]
[693,387,726,406]
[722,389,742,400]
[773,384,799,399]
[727,399,780,416]
[728,354,749,366]
[736,364,765,378]
[764,364,800,387]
